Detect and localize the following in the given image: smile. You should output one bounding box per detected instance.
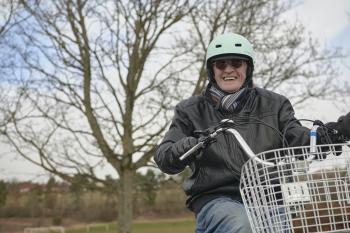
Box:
[223,76,237,81]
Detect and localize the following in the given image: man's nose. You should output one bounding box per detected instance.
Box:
[224,64,236,72]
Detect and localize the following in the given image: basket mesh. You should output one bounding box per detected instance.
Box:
[240,144,350,233]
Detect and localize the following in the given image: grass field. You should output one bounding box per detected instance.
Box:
[67,218,195,233]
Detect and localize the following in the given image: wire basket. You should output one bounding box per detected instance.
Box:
[240,143,350,233]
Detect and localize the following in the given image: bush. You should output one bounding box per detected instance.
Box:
[52,216,62,225]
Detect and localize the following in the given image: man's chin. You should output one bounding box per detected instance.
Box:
[220,86,240,93]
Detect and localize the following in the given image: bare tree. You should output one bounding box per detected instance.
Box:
[0,0,22,127]
[1,0,197,232]
[0,0,17,36]
[185,0,345,106]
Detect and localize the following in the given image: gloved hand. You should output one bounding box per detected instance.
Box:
[325,112,350,141]
[316,113,350,158]
[316,125,343,157]
[172,136,199,162]
[317,125,340,144]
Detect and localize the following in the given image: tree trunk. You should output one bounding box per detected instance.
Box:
[117,168,134,233]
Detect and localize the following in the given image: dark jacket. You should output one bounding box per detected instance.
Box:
[154,87,310,214]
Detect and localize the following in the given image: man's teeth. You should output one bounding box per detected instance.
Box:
[223,76,236,80]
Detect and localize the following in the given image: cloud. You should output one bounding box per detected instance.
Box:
[284,1,350,121]
[293,0,350,42]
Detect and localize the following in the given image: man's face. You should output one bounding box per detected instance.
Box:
[212,58,247,93]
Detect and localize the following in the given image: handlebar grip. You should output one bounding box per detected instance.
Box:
[179,141,205,161]
[310,125,319,153]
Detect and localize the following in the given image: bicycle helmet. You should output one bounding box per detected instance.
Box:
[206,33,255,87]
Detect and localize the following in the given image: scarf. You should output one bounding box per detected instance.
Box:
[209,85,247,112]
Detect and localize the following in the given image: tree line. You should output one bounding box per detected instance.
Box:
[0,171,189,225]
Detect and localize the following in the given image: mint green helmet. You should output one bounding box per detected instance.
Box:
[206,33,255,87]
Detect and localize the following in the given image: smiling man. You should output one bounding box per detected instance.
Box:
[154,33,348,233]
[206,34,254,113]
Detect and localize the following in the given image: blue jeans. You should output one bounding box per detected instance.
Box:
[195,197,253,233]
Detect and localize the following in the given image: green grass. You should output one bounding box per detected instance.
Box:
[67,218,195,233]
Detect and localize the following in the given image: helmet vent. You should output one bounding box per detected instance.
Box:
[215,44,222,48]
[235,43,242,47]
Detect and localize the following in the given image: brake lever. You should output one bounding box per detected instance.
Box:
[179,127,226,161]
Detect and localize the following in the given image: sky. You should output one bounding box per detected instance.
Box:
[285,0,350,122]
[1,0,350,182]
[295,0,350,43]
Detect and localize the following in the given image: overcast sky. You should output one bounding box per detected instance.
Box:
[295,0,350,44]
[284,0,350,122]
[1,0,350,182]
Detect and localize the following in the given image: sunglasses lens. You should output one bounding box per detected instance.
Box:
[214,60,227,70]
[230,59,243,68]
[214,59,244,70]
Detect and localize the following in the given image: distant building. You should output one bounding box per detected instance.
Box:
[18,182,40,193]
[8,181,69,194]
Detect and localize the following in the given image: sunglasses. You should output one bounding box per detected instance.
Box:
[213,59,246,70]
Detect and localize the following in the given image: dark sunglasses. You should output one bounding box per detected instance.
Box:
[213,59,246,70]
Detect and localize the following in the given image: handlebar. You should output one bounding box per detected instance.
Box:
[225,128,274,166]
[178,119,329,167]
[308,124,319,161]
[179,128,225,161]
[179,120,274,166]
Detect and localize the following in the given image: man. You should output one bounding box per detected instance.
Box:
[154,33,350,233]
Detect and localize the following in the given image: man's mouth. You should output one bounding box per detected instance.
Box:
[223,76,237,81]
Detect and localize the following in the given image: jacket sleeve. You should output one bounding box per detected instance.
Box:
[278,98,310,147]
[154,103,195,175]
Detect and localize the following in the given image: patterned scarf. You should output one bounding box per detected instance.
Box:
[209,85,247,112]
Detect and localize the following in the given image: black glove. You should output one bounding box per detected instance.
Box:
[317,125,340,144]
[315,126,342,157]
[325,112,350,141]
[316,118,347,157]
[172,136,199,162]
